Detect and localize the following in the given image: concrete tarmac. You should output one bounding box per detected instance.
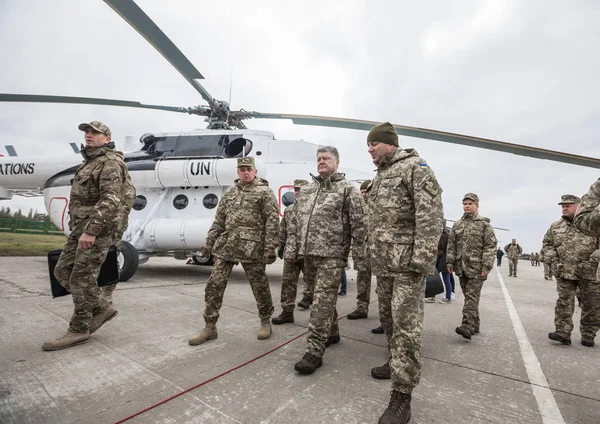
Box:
[0,257,598,424]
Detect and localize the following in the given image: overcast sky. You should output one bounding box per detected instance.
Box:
[1,0,599,252]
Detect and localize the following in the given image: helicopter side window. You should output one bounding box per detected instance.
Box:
[174,135,252,158]
[132,195,147,211]
[154,136,179,156]
[203,194,218,209]
[282,191,295,207]
[173,194,189,210]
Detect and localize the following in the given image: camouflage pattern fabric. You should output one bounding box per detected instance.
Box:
[554,278,600,339]
[278,203,294,248]
[206,177,279,263]
[446,212,497,278]
[284,173,366,262]
[203,258,274,323]
[54,235,112,333]
[305,257,344,357]
[508,258,519,276]
[377,273,426,394]
[366,149,444,277]
[367,148,443,394]
[355,269,372,313]
[542,217,599,281]
[544,261,555,279]
[279,259,305,312]
[574,178,600,282]
[504,242,522,259]
[458,276,484,333]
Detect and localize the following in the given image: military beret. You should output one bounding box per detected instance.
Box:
[463,193,479,203]
[78,120,111,137]
[360,180,371,190]
[293,179,309,188]
[558,194,580,205]
[237,157,255,168]
[367,122,398,147]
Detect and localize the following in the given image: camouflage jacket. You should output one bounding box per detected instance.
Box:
[284,173,366,262]
[206,177,279,263]
[504,243,522,259]
[446,213,497,278]
[278,203,295,248]
[68,143,130,238]
[542,216,599,281]
[575,178,600,238]
[366,149,444,277]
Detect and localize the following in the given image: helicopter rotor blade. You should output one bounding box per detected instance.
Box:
[0,93,194,114]
[103,0,213,106]
[251,112,600,170]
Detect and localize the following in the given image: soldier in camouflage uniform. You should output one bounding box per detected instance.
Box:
[574,178,600,285]
[365,122,444,424]
[285,146,366,375]
[43,121,131,351]
[188,157,280,345]
[347,179,373,320]
[504,239,523,277]
[272,179,310,325]
[544,194,600,348]
[541,248,555,280]
[446,193,497,339]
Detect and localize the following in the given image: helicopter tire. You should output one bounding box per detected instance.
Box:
[119,241,139,282]
[192,254,214,266]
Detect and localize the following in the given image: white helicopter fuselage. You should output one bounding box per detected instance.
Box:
[4,129,373,259]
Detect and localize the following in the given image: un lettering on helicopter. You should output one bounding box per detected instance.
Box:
[1,0,599,282]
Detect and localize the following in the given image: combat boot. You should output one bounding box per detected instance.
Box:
[548,331,571,345]
[297,297,312,309]
[378,390,412,424]
[188,323,218,345]
[581,338,595,347]
[455,325,472,340]
[257,319,272,340]
[90,306,118,334]
[325,332,340,347]
[371,360,391,379]
[272,311,294,325]
[294,352,323,374]
[372,325,384,334]
[347,309,368,320]
[42,330,89,351]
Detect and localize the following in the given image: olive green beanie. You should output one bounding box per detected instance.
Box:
[367,122,398,147]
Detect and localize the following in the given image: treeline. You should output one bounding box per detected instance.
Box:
[0,206,50,221]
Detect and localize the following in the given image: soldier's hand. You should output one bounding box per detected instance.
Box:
[201,246,212,258]
[481,271,488,278]
[447,265,454,274]
[265,248,277,265]
[78,233,96,250]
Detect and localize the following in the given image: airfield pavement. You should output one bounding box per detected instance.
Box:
[0,257,599,424]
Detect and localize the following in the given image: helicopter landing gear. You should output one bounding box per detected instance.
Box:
[191,254,214,266]
[118,241,139,282]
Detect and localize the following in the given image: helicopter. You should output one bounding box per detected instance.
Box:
[1,0,599,281]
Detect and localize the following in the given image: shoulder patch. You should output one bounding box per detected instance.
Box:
[422,178,442,198]
[419,162,428,168]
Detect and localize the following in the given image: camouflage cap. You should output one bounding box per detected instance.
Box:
[78,121,111,137]
[293,179,309,188]
[463,193,479,203]
[558,194,580,205]
[360,180,371,190]
[237,156,255,168]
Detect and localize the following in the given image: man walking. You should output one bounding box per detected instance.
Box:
[504,239,523,277]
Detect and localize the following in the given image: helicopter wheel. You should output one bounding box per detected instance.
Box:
[192,254,214,266]
[118,241,139,282]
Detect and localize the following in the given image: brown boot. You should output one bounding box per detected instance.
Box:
[371,360,391,379]
[42,330,89,351]
[347,309,368,320]
[257,319,272,340]
[272,311,294,325]
[294,352,323,374]
[378,390,412,424]
[102,285,116,306]
[188,323,218,345]
[90,306,118,334]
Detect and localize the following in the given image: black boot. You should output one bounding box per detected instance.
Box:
[548,331,571,345]
[294,352,323,374]
[347,309,368,320]
[325,333,340,347]
[581,338,595,347]
[371,361,391,379]
[297,297,312,309]
[372,325,384,334]
[272,311,294,325]
[455,325,472,340]
[378,390,412,424]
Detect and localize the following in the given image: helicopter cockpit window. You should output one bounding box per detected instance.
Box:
[152,136,179,156]
[132,195,147,211]
[173,194,189,210]
[174,135,252,158]
[282,191,295,207]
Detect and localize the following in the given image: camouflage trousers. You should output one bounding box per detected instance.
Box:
[54,234,112,333]
[279,259,313,312]
[355,268,372,313]
[458,276,484,333]
[544,262,555,279]
[509,259,519,276]
[304,257,344,358]
[203,258,274,324]
[554,278,600,340]
[377,272,426,394]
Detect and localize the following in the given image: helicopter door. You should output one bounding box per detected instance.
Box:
[48,196,68,232]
